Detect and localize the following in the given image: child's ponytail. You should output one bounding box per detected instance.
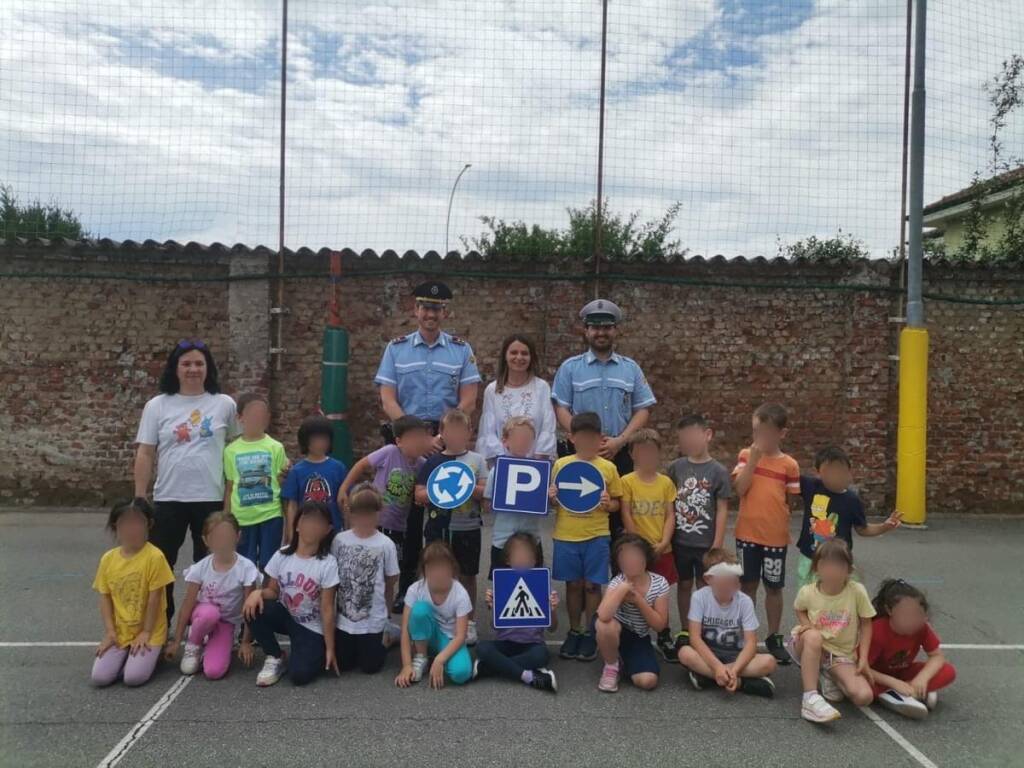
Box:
[873,578,929,618]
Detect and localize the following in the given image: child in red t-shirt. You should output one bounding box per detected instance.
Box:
[868,579,956,719]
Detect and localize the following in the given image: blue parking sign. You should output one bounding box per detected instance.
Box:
[426,461,476,510]
[493,568,551,629]
[491,457,550,516]
[554,460,605,514]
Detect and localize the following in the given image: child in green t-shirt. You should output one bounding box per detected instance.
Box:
[224,393,288,569]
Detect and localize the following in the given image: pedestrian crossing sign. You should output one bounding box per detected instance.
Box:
[492,568,551,629]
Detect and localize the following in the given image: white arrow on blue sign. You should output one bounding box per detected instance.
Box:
[426,460,476,510]
[493,568,551,629]
[491,456,550,516]
[554,460,605,514]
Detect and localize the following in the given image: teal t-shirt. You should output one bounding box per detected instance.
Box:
[224,435,287,526]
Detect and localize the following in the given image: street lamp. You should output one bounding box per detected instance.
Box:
[444,163,472,256]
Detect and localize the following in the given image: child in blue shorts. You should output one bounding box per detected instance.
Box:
[549,412,623,662]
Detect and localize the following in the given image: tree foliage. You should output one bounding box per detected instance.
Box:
[1,184,88,240]
[776,230,869,261]
[462,199,685,261]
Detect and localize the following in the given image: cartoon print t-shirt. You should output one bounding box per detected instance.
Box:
[367,444,425,532]
[331,530,400,634]
[135,392,239,502]
[795,476,867,559]
[667,458,732,550]
[183,553,260,627]
[281,457,349,531]
[223,435,287,526]
[92,542,175,647]
[264,550,340,636]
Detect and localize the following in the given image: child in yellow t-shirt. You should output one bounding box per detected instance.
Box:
[549,412,623,663]
[91,498,175,687]
[620,428,677,656]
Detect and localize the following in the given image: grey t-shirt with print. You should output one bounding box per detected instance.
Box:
[666,457,732,550]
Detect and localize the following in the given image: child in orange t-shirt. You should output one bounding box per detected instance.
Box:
[732,403,800,664]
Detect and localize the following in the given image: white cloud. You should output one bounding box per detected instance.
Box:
[0,0,1021,256]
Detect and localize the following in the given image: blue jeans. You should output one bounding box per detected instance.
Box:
[238,516,284,570]
[476,640,549,682]
[408,600,472,684]
[247,600,325,686]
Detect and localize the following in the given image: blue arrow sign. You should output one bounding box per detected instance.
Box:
[493,568,551,629]
[426,461,476,510]
[554,460,605,514]
[491,456,550,516]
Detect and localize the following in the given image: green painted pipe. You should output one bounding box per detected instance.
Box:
[321,325,353,466]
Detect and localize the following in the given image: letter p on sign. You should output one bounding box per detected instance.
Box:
[491,457,550,516]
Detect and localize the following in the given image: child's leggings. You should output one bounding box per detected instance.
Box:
[248,600,325,686]
[871,661,957,698]
[188,602,235,679]
[476,640,549,682]
[408,600,472,684]
[90,645,160,687]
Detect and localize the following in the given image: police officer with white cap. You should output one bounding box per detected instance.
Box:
[551,298,656,480]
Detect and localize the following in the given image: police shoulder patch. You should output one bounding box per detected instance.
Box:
[450,335,466,345]
[391,335,409,344]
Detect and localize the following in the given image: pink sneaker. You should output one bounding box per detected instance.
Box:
[598,663,619,693]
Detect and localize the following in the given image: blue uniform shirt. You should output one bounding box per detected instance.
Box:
[375,330,482,422]
[551,350,656,436]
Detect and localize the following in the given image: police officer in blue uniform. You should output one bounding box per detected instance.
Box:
[552,298,656,481]
[374,280,480,611]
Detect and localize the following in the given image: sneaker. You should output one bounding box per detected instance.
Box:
[576,631,598,662]
[766,633,791,665]
[783,632,802,667]
[819,670,845,703]
[878,689,930,720]
[657,630,678,663]
[410,653,429,683]
[466,620,478,647]
[688,670,712,691]
[559,630,583,660]
[529,668,558,693]
[383,621,402,649]
[672,630,690,655]
[925,691,938,710]
[598,664,620,692]
[256,654,286,687]
[802,691,841,723]
[739,676,776,698]
[179,642,202,676]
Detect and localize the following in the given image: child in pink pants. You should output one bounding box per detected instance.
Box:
[166,512,261,679]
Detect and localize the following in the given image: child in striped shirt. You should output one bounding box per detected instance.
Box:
[594,534,670,693]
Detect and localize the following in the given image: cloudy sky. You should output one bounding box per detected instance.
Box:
[2,0,1022,257]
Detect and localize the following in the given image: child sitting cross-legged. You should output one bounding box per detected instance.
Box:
[677,548,777,697]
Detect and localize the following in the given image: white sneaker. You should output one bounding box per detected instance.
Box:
[410,653,429,683]
[819,670,845,702]
[466,620,478,646]
[926,691,938,710]
[878,689,929,720]
[179,642,202,676]
[802,692,841,723]
[256,655,286,687]
[383,621,402,648]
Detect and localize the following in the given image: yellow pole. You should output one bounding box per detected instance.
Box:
[896,327,929,525]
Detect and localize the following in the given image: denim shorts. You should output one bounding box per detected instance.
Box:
[552,537,610,584]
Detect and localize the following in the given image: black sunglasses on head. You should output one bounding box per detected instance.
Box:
[176,339,207,351]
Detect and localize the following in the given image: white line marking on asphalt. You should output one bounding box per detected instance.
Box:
[940,643,1024,650]
[858,705,939,768]
[0,641,96,647]
[95,675,192,768]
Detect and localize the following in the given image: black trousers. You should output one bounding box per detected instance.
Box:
[335,629,387,674]
[151,500,222,622]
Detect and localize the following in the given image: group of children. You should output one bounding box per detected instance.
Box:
[91,396,956,724]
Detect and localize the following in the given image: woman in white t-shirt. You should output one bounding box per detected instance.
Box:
[476,334,557,463]
[133,340,239,622]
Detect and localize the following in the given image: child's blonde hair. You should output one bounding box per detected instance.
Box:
[628,427,662,450]
[702,547,739,570]
[202,510,240,536]
[441,408,471,430]
[811,539,854,573]
[502,415,536,440]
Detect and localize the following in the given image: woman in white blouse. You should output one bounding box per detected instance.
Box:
[476,334,557,463]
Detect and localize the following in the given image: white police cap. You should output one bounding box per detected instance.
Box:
[579,298,622,326]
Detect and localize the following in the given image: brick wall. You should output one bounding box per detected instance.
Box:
[1,243,1021,513]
